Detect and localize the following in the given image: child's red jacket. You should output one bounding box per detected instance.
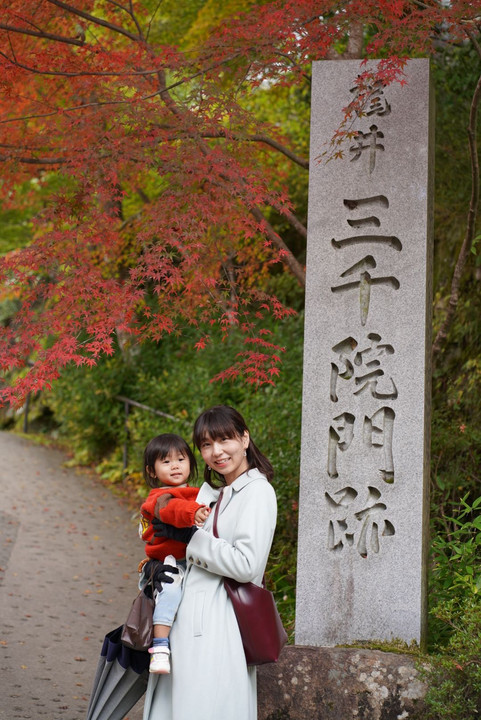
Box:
[140,486,202,561]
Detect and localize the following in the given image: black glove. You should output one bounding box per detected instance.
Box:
[152,517,198,545]
[143,558,179,594]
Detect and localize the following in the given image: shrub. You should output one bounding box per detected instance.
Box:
[422,597,481,720]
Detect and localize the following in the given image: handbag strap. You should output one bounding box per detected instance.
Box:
[212,487,266,588]
[212,487,224,539]
[140,561,157,597]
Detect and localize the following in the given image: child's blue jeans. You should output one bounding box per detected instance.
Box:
[151,555,186,628]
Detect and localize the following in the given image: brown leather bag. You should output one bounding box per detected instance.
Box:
[212,489,287,665]
[121,574,154,651]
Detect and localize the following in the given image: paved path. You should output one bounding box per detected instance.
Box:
[0,432,145,720]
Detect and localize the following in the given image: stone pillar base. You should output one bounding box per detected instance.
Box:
[257,646,427,719]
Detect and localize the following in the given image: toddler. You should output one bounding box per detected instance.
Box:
[139,433,210,673]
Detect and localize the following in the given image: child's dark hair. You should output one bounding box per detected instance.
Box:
[143,433,197,489]
[193,405,274,486]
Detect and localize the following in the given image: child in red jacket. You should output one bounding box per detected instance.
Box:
[139,433,210,674]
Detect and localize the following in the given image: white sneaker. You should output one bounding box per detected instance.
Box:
[149,645,171,674]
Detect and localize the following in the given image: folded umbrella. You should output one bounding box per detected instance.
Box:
[86,625,149,720]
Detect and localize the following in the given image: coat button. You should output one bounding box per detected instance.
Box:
[188,556,194,562]
[196,559,201,565]
[203,562,208,568]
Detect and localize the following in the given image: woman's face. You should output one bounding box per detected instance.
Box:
[200,431,249,485]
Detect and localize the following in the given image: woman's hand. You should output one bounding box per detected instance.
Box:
[152,517,198,544]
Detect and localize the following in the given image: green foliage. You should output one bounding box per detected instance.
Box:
[421,597,481,720]
[1,1,479,664]
[427,26,481,673]
[0,206,32,255]
[432,43,481,291]
[37,313,303,633]
[141,0,207,47]
[45,354,129,463]
[421,495,481,718]
[430,408,481,510]
[0,173,75,255]
[182,0,261,51]
[430,496,481,615]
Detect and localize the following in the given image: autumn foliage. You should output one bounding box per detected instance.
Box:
[0,1,479,404]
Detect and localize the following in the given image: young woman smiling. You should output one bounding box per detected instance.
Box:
[143,405,277,720]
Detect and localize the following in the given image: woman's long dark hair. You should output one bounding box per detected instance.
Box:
[143,433,197,489]
[193,405,274,486]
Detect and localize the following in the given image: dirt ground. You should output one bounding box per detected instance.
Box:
[0,431,146,720]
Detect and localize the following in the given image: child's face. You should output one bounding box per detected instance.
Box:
[152,450,191,487]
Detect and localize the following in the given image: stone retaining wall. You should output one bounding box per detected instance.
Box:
[257,646,427,720]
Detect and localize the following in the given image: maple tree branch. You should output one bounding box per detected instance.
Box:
[283,210,307,239]
[7,28,17,63]
[144,0,163,42]
[45,0,140,41]
[0,49,165,78]
[409,0,481,26]
[102,0,145,39]
[156,68,185,119]
[432,63,481,361]
[0,67,200,124]
[118,210,142,231]
[127,0,145,40]
[199,130,310,239]
[468,29,481,58]
[104,0,130,12]
[152,53,244,103]
[273,50,312,82]
[0,109,59,126]
[200,130,309,169]
[0,142,67,163]
[0,52,247,125]
[0,66,223,126]
[3,5,307,296]
[408,0,439,9]
[2,48,307,288]
[0,154,66,165]
[198,157,307,284]
[155,71,308,285]
[0,22,84,46]
[250,207,306,287]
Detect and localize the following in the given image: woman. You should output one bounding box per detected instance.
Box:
[142,405,277,720]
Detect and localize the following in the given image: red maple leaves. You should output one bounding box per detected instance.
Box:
[0,1,479,404]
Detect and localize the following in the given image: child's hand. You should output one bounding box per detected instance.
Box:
[194,505,211,526]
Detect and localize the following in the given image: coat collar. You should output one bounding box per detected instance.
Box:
[218,468,266,514]
[230,467,265,492]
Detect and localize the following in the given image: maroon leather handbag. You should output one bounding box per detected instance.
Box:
[212,490,288,665]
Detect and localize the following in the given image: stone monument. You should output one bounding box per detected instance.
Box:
[295,59,434,647]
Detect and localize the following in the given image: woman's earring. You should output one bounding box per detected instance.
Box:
[243,451,247,457]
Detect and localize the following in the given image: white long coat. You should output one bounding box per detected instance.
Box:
[142,468,277,720]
